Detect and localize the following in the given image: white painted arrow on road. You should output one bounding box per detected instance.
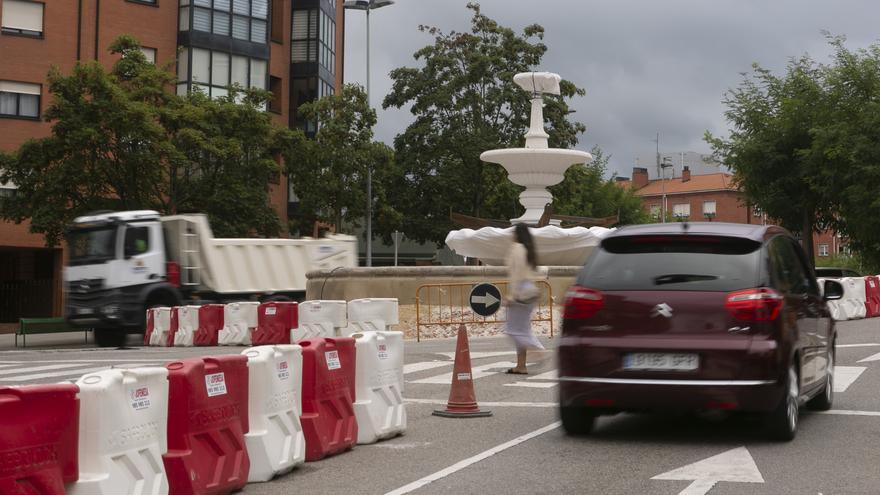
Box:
[858,351,880,363]
[652,447,763,495]
[470,293,500,308]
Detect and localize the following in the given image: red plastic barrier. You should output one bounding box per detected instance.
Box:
[163,356,250,495]
[144,308,156,346]
[865,276,880,317]
[167,307,181,347]
[299,337,357,461]
[0,384,80,494]
[252,302,297,345]
[194,305,225,346]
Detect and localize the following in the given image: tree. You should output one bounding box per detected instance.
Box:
[285,84,401,237]
[549,147,649,225]
[0,36,288,244]
[705,56,836,262]
[382,2,587,245]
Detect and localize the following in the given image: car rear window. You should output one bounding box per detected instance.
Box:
[578,235,763,292]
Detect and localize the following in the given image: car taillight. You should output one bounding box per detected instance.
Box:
[166,261,181,288]
[563,286,604,319]
[725,287,782,321]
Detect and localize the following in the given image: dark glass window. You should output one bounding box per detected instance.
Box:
[0,82,40,119]
[177,47,267,102]
[578,235,763,292]
[291,7,335,75]
[124,227,151,257]
[1,0,44,37]
[179,0,268,43]
[768,236,817,295]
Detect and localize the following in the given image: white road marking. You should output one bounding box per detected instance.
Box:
[384,421,561,495]
[816,409,880,417]
[403,361,451,375]
[652,447,764,495]
[436,351,516,360]
[409,361,519,384]
[405,398,555,408]
[528,369,558,380]
[0,363,87,376]
[503,381,557,388]
[833,366,866,392]
[0,366,113,383]
[837,343,880,348]
[857,351,880,363]
[0,359,172,364]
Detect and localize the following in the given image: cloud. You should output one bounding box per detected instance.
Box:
[344,0,880,178]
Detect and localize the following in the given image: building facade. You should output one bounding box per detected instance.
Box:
[0,0,343,324]
[621,165,846,264]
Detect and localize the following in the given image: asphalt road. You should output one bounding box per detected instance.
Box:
[1,318,878,494]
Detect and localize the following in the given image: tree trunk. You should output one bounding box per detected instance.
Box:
[802,208,815,268]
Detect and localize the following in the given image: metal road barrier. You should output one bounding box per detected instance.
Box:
[415,281,554,342]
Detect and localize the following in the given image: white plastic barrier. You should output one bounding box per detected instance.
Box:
[292,300,347,341]
[148,307,172,346]
[843,277,867,320]
[173,305,200,347]
[351,331,406,444]
[69,367,170,495]
[343,298,399,337]
[219,301,259,345]
[242,345,305,481]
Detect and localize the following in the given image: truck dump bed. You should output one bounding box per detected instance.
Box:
[161,214,357,295]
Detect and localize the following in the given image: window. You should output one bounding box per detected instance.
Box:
[140,47,157,64]
[0,81,40,119]
[818,244,829,257]
[768,237,815,295]
[753,205,763,217]
[672,203,690,220]
[1,0,44,37]
[181,0,268,43]
[702,200,716,215]
[123,227,151,257]
[179,47,268,100]
[649,204,660,219]
[292,7,335,75]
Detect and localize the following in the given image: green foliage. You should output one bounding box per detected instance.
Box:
[382,2,591,245]
[708,35,880,266]
[285,84,401,238]
[817,253,880,275]
[0,36,287,244]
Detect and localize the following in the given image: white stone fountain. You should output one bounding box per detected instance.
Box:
[445,71,613,265]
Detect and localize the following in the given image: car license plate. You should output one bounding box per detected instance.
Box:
[623,353,698,371]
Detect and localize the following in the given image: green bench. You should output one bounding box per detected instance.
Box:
[16,317,91,348]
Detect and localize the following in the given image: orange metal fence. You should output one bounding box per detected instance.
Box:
[414,280,554,342]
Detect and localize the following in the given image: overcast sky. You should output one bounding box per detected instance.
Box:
[343,0,880,180]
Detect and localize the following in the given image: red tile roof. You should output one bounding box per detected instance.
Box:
[634,173,737,197]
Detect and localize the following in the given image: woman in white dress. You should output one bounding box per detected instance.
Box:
[504,223,544,374]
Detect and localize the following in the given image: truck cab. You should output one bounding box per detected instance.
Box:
[65,210,181,346]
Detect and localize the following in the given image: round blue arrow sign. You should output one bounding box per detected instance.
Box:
[469,283,502,317]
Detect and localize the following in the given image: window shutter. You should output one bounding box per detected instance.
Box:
[1,0,43,32]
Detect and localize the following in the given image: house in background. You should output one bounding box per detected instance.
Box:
[618,165,845,264]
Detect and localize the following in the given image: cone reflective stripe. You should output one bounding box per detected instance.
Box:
[433,324,492,418]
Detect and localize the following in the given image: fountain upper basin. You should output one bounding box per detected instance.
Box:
[480,148,593,185]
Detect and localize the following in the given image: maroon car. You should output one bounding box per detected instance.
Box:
[558,222,843,440]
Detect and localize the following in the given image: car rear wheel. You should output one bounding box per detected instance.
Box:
[766,363,799,441]
[560,406,596,435]
[808,347,834,411]
[94,328,127,348]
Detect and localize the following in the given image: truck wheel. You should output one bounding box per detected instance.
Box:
[94,328,127,348]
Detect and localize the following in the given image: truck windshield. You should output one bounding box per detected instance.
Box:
[68,227,118,265]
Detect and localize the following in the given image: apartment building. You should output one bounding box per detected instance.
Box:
[0,0,343,324]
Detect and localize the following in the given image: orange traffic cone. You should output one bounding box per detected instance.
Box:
[433,324,493,418]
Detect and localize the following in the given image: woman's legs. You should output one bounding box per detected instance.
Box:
[513,348,528,373]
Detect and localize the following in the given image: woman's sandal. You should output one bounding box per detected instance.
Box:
[505,368,528,375]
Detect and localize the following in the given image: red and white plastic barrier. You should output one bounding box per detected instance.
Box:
[343,298,399,336]
[242,345,306,481]
[194,304,225,346]
[148,307,172,346]
[352,331,407,444]
[173,305,200,347]
[253,302,297,345]
[219,302,259,345]
[70,368,169,495]
[0,384,80,494]
[293,300,347,342]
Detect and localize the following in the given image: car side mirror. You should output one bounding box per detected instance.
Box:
[823,280,844,301]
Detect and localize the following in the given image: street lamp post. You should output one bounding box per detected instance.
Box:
[343,0,394,267]
[660,157,673,223]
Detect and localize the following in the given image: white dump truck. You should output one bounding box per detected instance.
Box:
[63,210,357,347]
